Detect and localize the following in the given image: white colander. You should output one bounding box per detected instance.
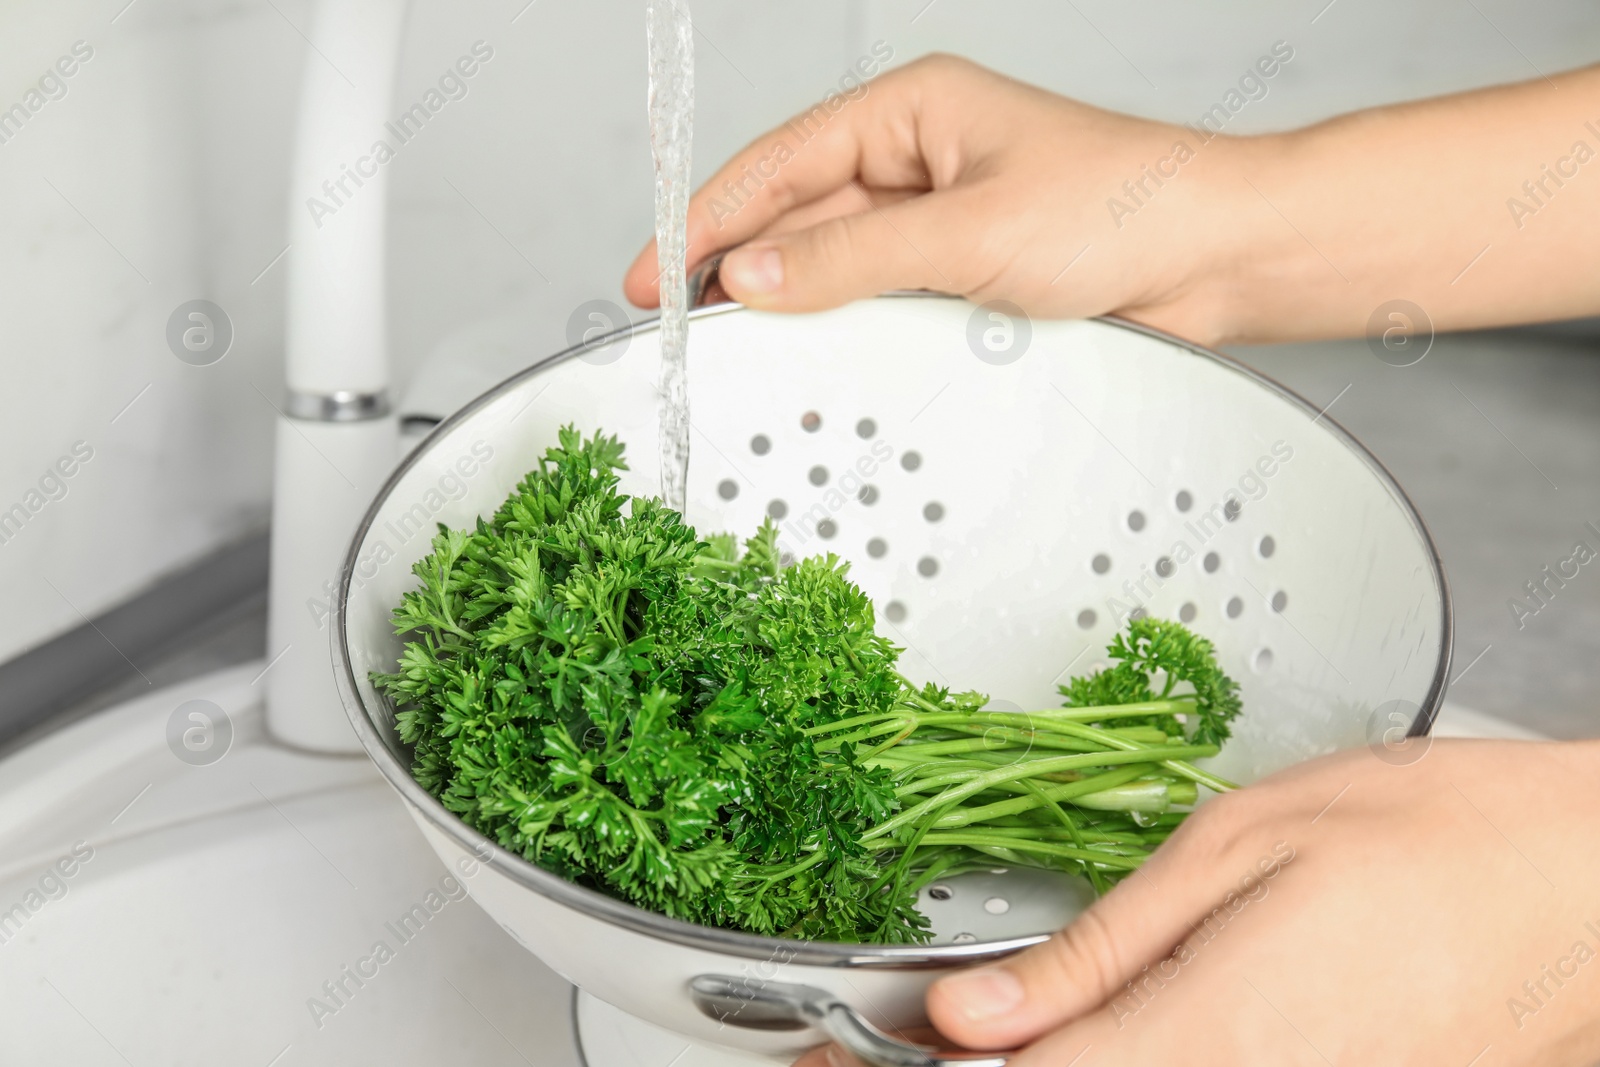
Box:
[333,294,1451,1065]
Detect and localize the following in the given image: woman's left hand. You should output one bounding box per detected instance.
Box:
[797,739,1600,1066]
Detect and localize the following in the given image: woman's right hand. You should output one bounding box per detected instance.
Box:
[622,54,1263,346]
[624,56,1600,345]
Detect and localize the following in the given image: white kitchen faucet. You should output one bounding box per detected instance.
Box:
[266,0,407,752]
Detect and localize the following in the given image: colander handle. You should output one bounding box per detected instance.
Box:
[687,254,726,307]
[689,974,1010,1067]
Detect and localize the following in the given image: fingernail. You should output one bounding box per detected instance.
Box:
[939,966,1025,1021]
[825,1046,852,1067]
[724,246,783,294]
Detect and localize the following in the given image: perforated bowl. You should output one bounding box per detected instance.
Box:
[334,294,1450,1064]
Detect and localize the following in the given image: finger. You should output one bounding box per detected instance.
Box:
[926,793,1288,1050]
[754,183,924,241]
[791,1044,858,1067]
[623,59,945,306]
[698,185,920,309]
[623,184,917,312]
[1006,980,1326,1067]
[717,189,972,312]
[1006,1006,1120,1067]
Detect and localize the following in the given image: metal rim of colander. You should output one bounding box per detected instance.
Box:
[333,294,1453,968]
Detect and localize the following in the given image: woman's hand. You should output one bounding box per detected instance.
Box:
[798,739,1600,1066]
[623,54,1262,345]
[623,56,1600,345]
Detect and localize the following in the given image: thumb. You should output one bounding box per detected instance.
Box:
[718,192,963,312]
[926,799,1288,1050]
[925,907,1140,1053]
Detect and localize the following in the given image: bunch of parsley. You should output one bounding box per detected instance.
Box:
[374,427,1240,944]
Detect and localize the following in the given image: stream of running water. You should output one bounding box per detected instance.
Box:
[646,0,694,513]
